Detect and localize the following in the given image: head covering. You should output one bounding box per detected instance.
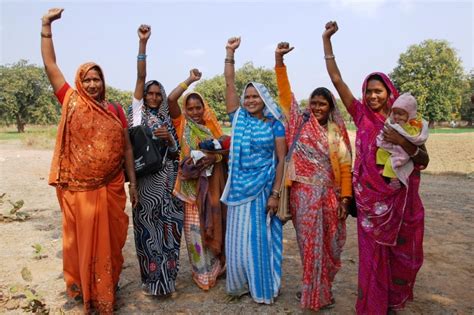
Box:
[75,62,106,102]
[221,82,283,205]
[391,92,417,120]
[362,72,399,114]
[49,62,124,191]
[174,92,224,203]
[286,89,351,187]
[242,82,284,122]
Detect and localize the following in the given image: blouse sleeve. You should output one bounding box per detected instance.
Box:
[275,65,292,120]
[348,98,363,128]
[54,82,72,105]
[338,138,353,198]
[131,97,144,127]
[272,120,286,138]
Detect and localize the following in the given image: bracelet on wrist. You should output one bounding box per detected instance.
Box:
[41,32,52,38]
[324,54,335,60]
[179,82,188,90]
[214,154,223,163]
[409,146,420,158]
[224,58,235,64]
[137,54,147,61]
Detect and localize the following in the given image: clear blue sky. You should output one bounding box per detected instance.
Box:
[1,0,472,102]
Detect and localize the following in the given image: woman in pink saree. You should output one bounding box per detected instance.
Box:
[323,21,430,314]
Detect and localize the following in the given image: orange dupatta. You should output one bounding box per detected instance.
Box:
[49,63,125,191]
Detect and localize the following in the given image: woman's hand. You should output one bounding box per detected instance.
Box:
[323,21,338,38]
[129,184,139,208]
[42,8,64,25]
[226,37,241,52]
[382,125,406,146]
[153,125,172,142]
[275,42,294,57]
[196,154,216,171]
[338,198,350,220]
[138,24,151,41]
[188,68,202,83]
[267,195,279,215]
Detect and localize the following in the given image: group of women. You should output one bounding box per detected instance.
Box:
[41,7,429,314]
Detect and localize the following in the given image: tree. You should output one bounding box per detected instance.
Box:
[459,70,474,126]
[194,62,278,122]
[390,40,465,128]
[0,60,59,132]
[106,86,133,114]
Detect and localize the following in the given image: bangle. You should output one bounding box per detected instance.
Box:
[224,58,235,64]
[137,54,147,61]
[128,183,137,189]
[41,32,52,38]
[271,189,280,198]
[410,146,420,158]
[214,154,223,163]
[179,82,188,90]
[324,54,335,60]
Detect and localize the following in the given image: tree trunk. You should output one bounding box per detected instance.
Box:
[16,114,25,133]
[428,120,435,129]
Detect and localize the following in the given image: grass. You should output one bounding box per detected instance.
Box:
[0,125,57,149]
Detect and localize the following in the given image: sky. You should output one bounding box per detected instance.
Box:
[1,0,473,101]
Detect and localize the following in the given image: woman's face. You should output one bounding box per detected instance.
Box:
[309,95,331,125]
[82,69,104,101]
[365,79,389,113]
[185,97,205,124]
[145,84,163,109]
[243,86,265,117]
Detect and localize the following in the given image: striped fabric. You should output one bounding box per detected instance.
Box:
[221,82,284,304]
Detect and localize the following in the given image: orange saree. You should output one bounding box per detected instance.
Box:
[50,63,129,313]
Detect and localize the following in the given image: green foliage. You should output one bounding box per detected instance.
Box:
[106,86,133,114]
[0,60,60,132]
[390,40,465,125]
[32,244,48,260]
[459,70,474,125]
[194,62,278,122]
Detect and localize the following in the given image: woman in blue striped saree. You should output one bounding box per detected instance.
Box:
[221,37,287,304]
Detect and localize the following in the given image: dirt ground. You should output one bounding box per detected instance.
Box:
[0,133,473,314]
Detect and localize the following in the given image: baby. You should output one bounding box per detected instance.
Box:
[376,93,429,187]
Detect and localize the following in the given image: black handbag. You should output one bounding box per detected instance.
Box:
[128,125,166,178]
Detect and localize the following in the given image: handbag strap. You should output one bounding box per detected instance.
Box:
[285,111,310,162]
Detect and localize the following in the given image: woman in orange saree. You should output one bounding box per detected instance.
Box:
[41,8,137,314]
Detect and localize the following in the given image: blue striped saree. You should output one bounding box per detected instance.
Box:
[221,82,284,304]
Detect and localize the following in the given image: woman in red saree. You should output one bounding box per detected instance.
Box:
[275,42,352,311]
[323,21,430,314]
[41,8,137,314]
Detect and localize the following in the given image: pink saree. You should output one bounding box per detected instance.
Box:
[349,73,425,314]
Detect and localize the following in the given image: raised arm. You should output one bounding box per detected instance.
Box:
[322,21,356,112]
[224,37,241,114]
[134,24,151,100]
[41,8,66,93]
[168,69,202,119]
[274,42,294,117]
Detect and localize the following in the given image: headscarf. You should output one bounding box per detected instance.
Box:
[49,62,125,191]
[221,82,283,205]
[174,92,224,202]
[127,80,180,157]
[286,88,351,188]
